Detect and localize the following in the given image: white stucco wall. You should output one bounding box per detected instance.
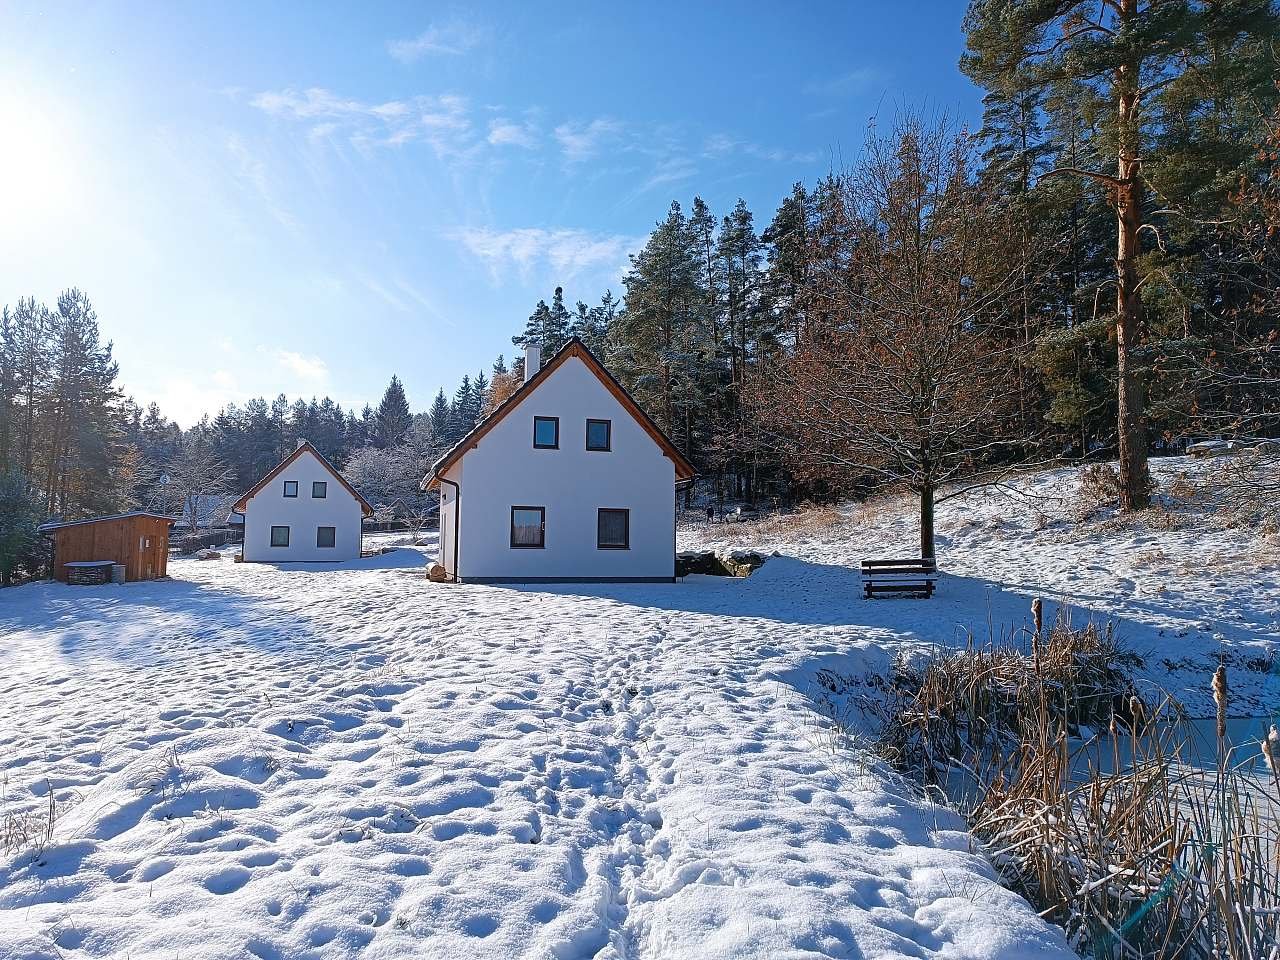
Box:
[242,451,364,562]
[444,355,677,581]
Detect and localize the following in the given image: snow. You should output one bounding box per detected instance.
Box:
[1,456,1273,958]
[688,456,1280,719]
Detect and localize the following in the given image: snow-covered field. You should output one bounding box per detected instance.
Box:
[1,457,1275,959]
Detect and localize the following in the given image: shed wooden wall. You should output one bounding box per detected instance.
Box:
[52,516,171,583]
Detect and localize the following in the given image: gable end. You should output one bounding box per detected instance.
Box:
[234,441,374,516]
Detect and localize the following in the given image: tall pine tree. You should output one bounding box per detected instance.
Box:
[374,375,412,448]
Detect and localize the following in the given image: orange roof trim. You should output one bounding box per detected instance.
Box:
[426,338,697,488]
[234,440,375,516]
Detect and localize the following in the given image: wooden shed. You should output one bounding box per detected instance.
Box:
[38,512,177,584]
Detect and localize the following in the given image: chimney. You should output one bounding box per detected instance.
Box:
[524,343,541,383]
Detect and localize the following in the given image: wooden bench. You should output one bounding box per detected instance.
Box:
[860,558,937,599]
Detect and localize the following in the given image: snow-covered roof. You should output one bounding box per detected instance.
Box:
[172,494,241,528]
[38,511,178,533]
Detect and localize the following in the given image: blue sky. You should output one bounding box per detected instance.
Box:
[0,1,980,425]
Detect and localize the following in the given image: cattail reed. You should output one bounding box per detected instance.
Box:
[870,620,1280,959]
[1212,664,1228,741]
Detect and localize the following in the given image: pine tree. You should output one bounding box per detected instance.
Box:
[962,0,1280,509]
[513,288,573,355]
[6,297,51,481]
[428,389,452,444]
[568,292,617,355]
[0,471,43,585]
[0,309,15,470]
[472,370,489,423]
[514,300,552,352]
[449,375,475,441]
[616,200,712,455]
[42,289,122,516]
[545,287,571,354]
[762,183,813,345]
[374,375,412,448]
[270,395,290,461]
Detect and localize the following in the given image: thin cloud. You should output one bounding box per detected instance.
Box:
[388,22,485,63]
[224,133,299,232]
[702,133,821,165]
[358,274,411,313]
[640,155,697,192]
[803,66,883,98]
[554,118,623,162]
[276,350,329,382]
[487,117,537,149]
[251,86,474,155]
[455,227,641,282]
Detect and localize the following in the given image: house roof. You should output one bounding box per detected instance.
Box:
[233,440,375,516]
[424,337,697,489]
[172,493,240,528]
[38,511,178,533]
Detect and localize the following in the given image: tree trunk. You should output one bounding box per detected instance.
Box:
[1115,38,1150,512]
[919,481,935,560]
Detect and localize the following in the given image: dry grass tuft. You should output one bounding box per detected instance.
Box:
[2,777,58,860]
[871,620,1280,959]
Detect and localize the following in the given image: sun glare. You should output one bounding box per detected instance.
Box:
[0,90,81,222]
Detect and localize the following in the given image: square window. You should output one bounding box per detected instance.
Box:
[283,481,298,498]
[597,509,629,549]
[270,525,290,547]
[312,481,327,499]
[533,416,559,449]
[510,506,545,548]
[317,526,336,548]
[586,419,611,451]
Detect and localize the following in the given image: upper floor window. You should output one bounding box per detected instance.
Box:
[312,481,327,499]
[283,481,298,498]
[586,419,611,452]
[533,416,559,449]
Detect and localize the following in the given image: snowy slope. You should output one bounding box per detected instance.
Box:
[0,535,1075,957]
[687,456,1280,719]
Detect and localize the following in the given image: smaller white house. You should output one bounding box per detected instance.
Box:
[234,441,374,562]
[424,338,697,582]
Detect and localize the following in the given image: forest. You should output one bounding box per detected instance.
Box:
[2,1,1278,581]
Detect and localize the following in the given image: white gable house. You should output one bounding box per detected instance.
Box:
[425,339,696,583]
[234,441,374,562]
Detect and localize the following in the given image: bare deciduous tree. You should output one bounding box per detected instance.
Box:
[158,436,235,536]
[760,116,1046,559]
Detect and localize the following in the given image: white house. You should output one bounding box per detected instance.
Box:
[234,441,374,562]
[424,338,696,583]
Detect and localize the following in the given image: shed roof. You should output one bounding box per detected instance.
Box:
[38,511,178,533]
[423,337,696,489]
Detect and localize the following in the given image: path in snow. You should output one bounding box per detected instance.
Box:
[0,538,1072,959]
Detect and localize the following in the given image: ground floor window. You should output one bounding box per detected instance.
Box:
[511,506,545,548]
[317,526,336,548]
[270,525,290,547]
[597,508,629,549]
